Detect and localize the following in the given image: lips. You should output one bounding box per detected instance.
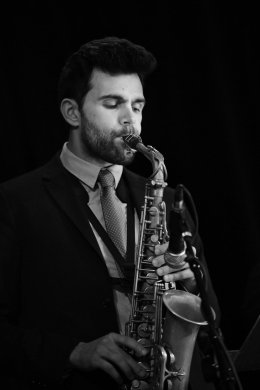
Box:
[120,137,132,151]
[117,137,135,155]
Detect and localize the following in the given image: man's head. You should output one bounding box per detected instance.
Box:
[59,37,157,166]
[58,36,157,110]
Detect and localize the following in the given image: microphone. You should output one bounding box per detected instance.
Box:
[164,184,189,269]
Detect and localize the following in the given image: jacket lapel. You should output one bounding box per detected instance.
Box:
[42,155,103,258]
[41,156,154,261]
[121,168,146,218]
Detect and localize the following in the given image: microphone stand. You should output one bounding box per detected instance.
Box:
[183,232,243,390]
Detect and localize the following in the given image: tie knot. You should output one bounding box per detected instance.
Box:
[98,169,115,188]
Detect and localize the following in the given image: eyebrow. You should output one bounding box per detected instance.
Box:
[99,94,146,105]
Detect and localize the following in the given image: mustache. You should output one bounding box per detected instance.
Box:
[118,125,139,138]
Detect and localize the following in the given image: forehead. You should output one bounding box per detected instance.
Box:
[87,69,144,99]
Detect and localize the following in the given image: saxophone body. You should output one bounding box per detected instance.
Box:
[123,134,207,390]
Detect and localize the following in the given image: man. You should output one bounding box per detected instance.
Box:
[0,37,220,389]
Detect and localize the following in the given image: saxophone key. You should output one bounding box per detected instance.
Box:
[145,272,158,285]
[141,284,154,298]
[137,337,154,351]
[137,323,152,338]
[149,233,159,243]
[141,304,155,321]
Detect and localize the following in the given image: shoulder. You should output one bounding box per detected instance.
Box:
[0,154,62,200]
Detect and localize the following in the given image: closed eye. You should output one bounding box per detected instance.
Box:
[132,103,145,113]
[103,99,119,109]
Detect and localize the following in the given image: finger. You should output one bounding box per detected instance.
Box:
[103,348,142,382]
[162,268,195,283]
[154,241,169,255]
[156,264,173,277]
[114,349,147,380]
[152,254,165,268]
[114,334,147,357]
[98,334,147,381]
[156,262,189,277]
[99,360,125,384]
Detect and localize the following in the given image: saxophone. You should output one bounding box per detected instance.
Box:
[123,134,207,390]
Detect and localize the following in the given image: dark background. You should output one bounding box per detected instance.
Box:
[0,0,259,355]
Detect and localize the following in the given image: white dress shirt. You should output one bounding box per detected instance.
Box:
[60,143,137,334]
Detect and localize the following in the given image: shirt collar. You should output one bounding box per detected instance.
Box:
[60,142,123,189]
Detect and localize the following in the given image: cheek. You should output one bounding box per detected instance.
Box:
[91,108,118,129]
[135,117,142,133]
[85,107,99,123]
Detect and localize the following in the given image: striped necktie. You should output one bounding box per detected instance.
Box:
[98,169,127,258]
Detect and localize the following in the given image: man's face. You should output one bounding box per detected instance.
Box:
[78,69,145,166]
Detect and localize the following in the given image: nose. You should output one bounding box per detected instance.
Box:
[119,106,141,134]
[119,105,136,126]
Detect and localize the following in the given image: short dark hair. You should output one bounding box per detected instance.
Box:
[58,36,157,109]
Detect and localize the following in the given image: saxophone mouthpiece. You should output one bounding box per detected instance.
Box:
[122,134,143,151]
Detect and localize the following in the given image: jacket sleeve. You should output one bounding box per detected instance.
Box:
[0,187,79,386]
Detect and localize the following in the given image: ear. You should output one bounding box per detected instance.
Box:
[60,98,81,127]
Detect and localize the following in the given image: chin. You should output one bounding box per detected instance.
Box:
[121,152,135,166]
[102,145,135,165]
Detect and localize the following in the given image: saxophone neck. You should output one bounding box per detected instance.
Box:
[122,134,168,182]
[144,145,167,183]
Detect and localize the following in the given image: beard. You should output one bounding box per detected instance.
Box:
[80,113,136,165]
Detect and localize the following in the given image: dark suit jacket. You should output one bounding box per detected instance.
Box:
[0,154,220,389]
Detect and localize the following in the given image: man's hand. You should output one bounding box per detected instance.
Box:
[69,333,148,385]
[151,242,197,292]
